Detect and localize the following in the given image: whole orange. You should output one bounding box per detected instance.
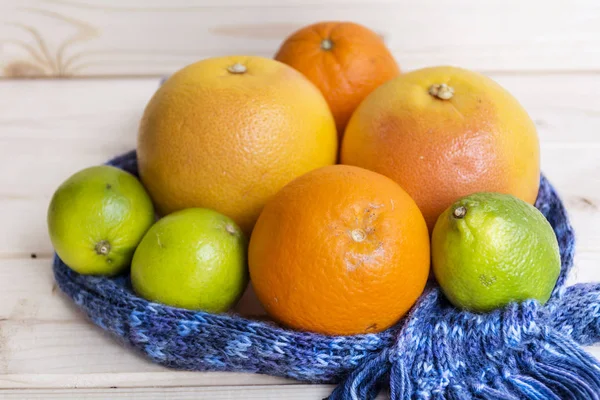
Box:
[138,56,338,233]
[248,165,430,336]
[275,21,400,137]
[341,66,540,231]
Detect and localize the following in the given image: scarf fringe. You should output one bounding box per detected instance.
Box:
[329,326,600,399]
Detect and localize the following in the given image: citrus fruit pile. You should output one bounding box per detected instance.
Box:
[47,21,560,336]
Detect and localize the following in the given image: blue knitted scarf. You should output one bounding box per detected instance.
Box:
[53,151,600,399]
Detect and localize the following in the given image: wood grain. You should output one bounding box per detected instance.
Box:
[0,1,599,390]
[1,0,599,78]
[0,258,267,322]
[2,385,370,399]
[1,75,598,257]
[3,146,598,258]
[0,371,289,390]
[0,74,598,395]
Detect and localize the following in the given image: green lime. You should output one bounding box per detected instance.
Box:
[131,208,248,312]
[432,192,561,312]
[48,166,155,275]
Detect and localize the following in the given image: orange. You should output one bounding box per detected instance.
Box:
[341,66,540,231]
[275,21,400,137]
[248,165,430,336]
[137,56,338,233]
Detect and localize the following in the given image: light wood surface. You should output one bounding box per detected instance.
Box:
[2,385,385,399]
[1,75,599,400]
[0,1,599,399]
[1,0,600,77]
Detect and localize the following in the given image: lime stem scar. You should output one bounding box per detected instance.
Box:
[225,223,237,235]
[95,240,111,255]
[453,206,467,219]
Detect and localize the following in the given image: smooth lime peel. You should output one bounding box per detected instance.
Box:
[131,208,249,313]
[47,166,155,276]
[432,192,561,313]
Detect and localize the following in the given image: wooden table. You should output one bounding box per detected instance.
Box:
[1,1,599,398]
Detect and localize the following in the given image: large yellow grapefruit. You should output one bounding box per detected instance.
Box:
[138,56,338,233]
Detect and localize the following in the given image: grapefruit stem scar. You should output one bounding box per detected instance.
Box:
[428,83,454,100]
[95,240,111,255]
[227,63,247,74]
[453,206,467,219]
[137,56,338,234]
[341,66,540,231]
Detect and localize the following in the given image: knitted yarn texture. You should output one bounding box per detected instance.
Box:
[53,151,600,400]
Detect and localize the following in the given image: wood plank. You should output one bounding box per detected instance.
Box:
[1,0,599,78]
[0,250,595,388]
[1,249,599,323]
[0,78,153,259]
[0,319,164,375]
[0,371,290,390]
[0,258,266,322]
[0,75,599,256]
[0,253,596,388]
[0,74,598,392]
[2,146,597,258]
[0,79,152,200]
[0,317,280,386]
[0,384,359,399]
[0,319,597,390]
